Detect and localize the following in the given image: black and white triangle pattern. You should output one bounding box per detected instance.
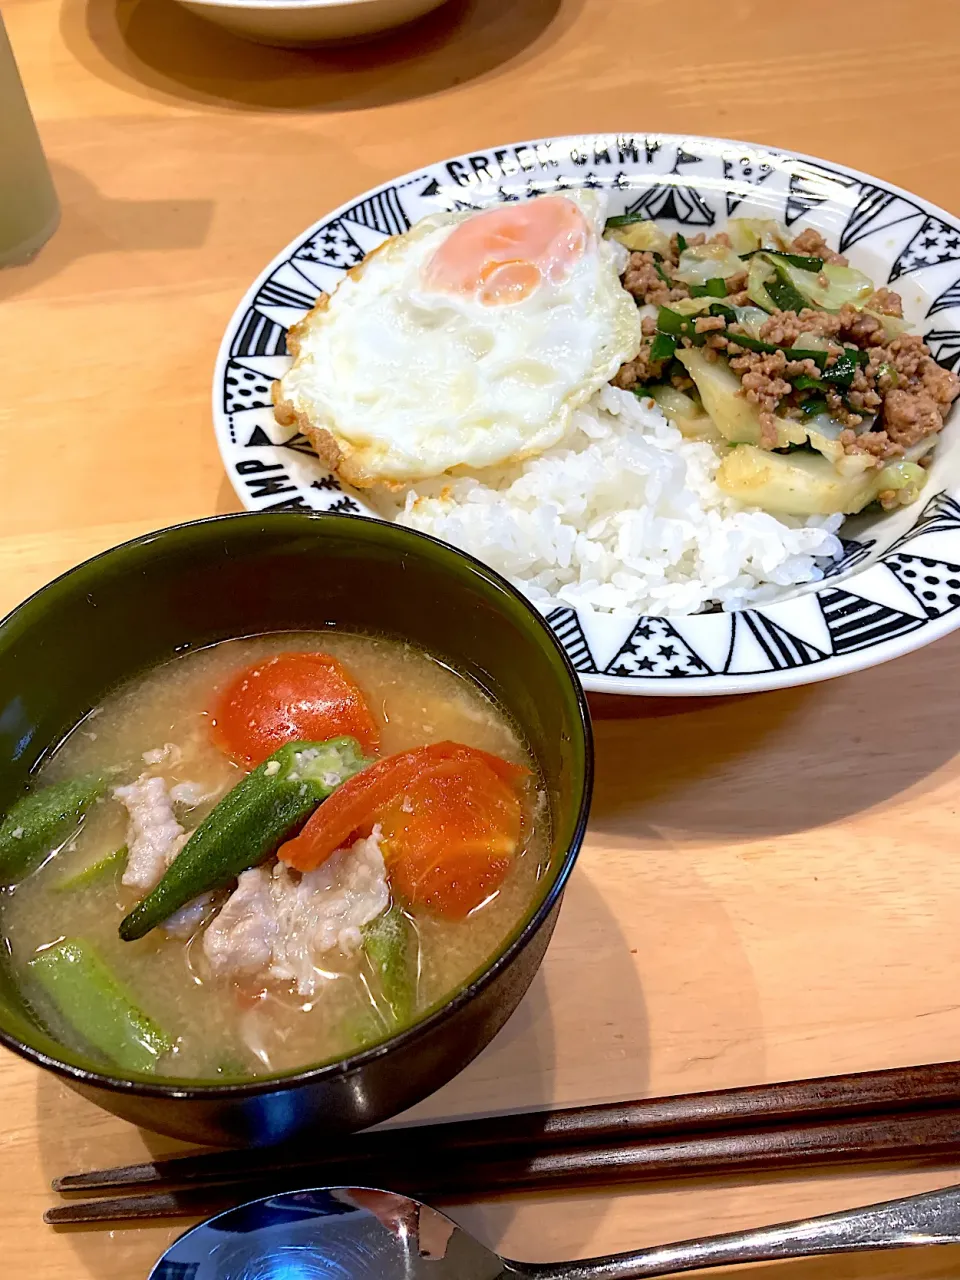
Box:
[820,537,875,579]
[605,618,710,677]
[785,164,856,226]
[818,587,924,655]
[343,185,410,238]
[884,554,960,619]
[726,612,826,672]
[924,329,960,373]
[295,220,365,270]
[890,216,960,280]
[546,607,597,674]
[230,309,287,358]
[928,277,960,318]
[244,425,319,459]
[885,490,960,554]
[223,361,274,413]
[722,154,774,215]
[622,182,715,226]
[838,185,920,253]
[254,272,316,314]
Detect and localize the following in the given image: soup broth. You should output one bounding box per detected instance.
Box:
[1,633,548,1080]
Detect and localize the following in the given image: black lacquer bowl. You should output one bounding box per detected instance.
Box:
[0,513,592,1146]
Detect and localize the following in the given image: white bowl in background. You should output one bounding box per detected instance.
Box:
[175,0,451,46]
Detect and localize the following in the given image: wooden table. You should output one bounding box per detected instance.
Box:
[4,0,960,1273]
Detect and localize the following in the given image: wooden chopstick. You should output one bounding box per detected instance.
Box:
[45,1105,960,1224]
[54,1058,960,1195]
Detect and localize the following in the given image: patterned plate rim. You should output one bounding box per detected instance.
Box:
[212,132,960,696]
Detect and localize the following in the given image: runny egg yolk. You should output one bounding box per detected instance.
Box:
[421,196,591,306]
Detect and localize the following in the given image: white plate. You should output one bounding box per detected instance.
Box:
[213,133,960,695]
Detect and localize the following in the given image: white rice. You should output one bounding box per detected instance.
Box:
[382,386,844,617]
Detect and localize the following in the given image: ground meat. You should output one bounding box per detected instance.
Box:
[613,335,667,389]
[622,251,691,306]
[724,269,748,299]
[824,390,864,429]
[923,359,960,409]
[839,428,899,461]
[844,367,882,414]
[867,288,904,318]
[614,224,960,475]
[728,348,792,415]
[882,389,948,447]
[758,308,842,347]
[789,228,848,266]
[837,305,886,345]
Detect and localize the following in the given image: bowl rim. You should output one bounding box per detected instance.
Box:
[211,131,960,697]
[180,0,425,11]
[0,510,594,1099]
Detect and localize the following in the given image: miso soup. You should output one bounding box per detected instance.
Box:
[0,633,548,1080]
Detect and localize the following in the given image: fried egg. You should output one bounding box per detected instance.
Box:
[274,189,642,488]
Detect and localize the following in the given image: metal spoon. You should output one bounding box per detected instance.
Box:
[149,1181,960,1278]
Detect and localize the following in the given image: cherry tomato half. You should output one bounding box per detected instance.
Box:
[210,652,379,767]
[277,741,528,919]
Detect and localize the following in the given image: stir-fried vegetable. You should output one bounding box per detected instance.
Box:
[29,939,172,1072]
[673,244,744,286]
[603,215,671,256]
[675,349,806,449]
[725,218,790,255]
[716,446,929,516]
[279,742,529,919]
[119,736,370,941]
[0,774,107,885]
[211,652,380,766]
[646,385,723,442]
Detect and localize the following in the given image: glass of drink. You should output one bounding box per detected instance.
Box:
[0,13,59,267]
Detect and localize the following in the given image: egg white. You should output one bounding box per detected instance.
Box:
[276,189,643,488]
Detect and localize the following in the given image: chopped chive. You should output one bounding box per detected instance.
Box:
[792,373,827,392]
[800,396,830,417]
[707,301,737,322]
[652,255,672,285]
[765,276,812,314]
[742,249,824,272]
[690,277,727,298]
[650,333,679,362]
[820,350,859,387]
[676,233,688,254]
[605,212,648,229]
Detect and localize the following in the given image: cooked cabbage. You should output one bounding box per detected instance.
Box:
[726,219,790,255]
[648,385,724,442]
[716,446,893,516]
[604,220,672,256]
[732,305,770,338]
[763,257,874,312]
[676,349,806,449]
[746,256,779,312]
[673,244,744,285]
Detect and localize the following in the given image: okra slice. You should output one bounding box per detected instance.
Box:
[55,845,128,893]
[119,736,371,942]
[29,939,172,1073]
[362,904,418,1028]
[0,774,107,885]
